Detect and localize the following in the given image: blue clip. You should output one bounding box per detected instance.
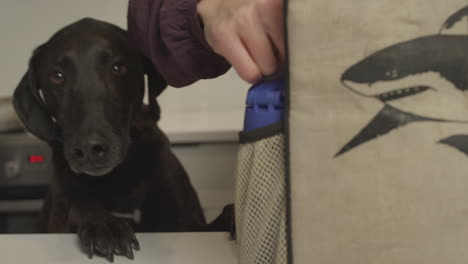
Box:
[243,78,285,132]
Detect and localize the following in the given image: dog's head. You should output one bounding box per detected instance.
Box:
[13,18,166,176]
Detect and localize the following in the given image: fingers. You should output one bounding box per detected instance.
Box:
[210,30,262,83]
[260,0,285,63]
[240,14,278,77]
[198,0,285,83]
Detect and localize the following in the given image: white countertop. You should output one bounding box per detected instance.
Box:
[0,232,238,264]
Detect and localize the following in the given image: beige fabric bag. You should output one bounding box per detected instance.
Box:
[288,1,468,263]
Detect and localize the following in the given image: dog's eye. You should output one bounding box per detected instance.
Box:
[111,63,127,77]
[49,71,65,85]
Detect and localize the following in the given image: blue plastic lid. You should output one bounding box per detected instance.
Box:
[243,78,285,132]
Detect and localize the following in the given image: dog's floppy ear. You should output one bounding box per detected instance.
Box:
[13,44,57,142]
[142,56,167,121]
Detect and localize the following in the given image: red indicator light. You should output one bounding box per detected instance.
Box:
[29,155,45,163]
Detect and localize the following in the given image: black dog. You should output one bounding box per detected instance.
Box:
[13,18,227,262]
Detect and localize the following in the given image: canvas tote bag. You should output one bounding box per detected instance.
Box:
[288,1,468,263]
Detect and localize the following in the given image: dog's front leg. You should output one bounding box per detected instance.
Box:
[68,200,140,262]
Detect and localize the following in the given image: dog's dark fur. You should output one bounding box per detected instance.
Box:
[12,18,226,261]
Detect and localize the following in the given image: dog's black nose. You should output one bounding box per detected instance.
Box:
[72,136,109,161]
[88,139,109,158]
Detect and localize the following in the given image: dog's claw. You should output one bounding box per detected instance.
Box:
[229,228,237,241]
[87,241,94,259]
[125,246,134,260]
[132,236,140,251]
[107,251,114,263]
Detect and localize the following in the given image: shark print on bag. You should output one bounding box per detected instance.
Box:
[336,5,468,157]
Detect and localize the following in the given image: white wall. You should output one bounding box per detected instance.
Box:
[0,0,249,132]
[0,0,128,95]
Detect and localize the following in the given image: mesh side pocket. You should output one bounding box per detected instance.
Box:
[236,133,287,264]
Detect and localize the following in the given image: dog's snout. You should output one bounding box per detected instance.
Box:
[71,136,110,162]
[66,131,123,176]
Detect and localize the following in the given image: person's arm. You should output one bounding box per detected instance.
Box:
[127,0,231,88]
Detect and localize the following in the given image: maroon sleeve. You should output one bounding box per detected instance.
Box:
[127,0,231,88]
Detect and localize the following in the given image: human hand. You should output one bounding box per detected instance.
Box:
[197,0,285,83]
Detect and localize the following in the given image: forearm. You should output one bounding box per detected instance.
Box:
[127,0,231,87]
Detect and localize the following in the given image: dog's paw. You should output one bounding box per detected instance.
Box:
[77,218,139,262]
